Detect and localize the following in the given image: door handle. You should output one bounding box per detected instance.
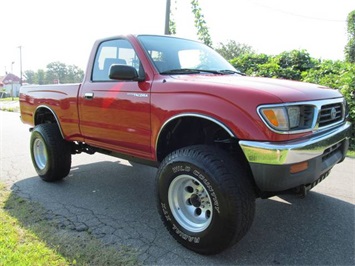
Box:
[84,92,94,99]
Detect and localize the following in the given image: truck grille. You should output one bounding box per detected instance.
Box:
[318,102,343,128]
[300,106,314,128]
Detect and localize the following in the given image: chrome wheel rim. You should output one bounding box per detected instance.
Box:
[33,138,47,170]
[168,174,213,232]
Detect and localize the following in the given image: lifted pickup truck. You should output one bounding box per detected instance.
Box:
[20,34,351,254]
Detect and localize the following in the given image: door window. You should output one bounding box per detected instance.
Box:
[92,39,141,81]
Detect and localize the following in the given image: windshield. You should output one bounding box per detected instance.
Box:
[137,35,238,75]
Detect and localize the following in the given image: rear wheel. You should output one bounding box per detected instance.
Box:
[156,145,256,254]
[30,123,71,182]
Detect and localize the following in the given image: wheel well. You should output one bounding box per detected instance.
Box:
[34,107,58,125]
[156,116,246,163]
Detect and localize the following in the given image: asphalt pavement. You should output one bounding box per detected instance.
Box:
[1,111,354,265]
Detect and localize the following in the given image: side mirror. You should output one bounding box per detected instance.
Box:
[109,65,144,81]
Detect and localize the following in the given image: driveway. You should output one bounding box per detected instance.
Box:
[1,111,354,265]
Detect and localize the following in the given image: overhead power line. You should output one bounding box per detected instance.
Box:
[251,1,347,23]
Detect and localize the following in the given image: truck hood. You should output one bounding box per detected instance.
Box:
[171,74,342,103]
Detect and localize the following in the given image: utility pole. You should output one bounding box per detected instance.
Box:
[164,0,171,35]
[18,46,23,86]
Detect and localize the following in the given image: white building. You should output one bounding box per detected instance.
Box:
[0,73,21,97]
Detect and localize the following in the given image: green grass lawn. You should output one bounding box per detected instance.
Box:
[0,184,138,266]
[0,97,19,101]
[346,150,355,158]
[0,184,68,265]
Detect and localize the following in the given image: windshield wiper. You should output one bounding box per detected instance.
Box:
[218,69,245,75]
[160,68,201,75]
[195,69,245,75]
[160,68,245,75]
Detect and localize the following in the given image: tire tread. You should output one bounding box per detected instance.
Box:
[30,123,71,182]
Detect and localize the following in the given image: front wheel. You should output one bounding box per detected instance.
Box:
[156,145,256,254]
[30,123,71,182]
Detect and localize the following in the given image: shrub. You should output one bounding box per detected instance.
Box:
[295,59,354,150]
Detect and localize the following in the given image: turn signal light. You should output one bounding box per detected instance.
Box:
[263,110,279,127]
[290,162,309,174]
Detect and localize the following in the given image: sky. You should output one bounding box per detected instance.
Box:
[0,0,354,78]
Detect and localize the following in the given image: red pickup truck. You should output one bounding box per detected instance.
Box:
[20,34,351,254]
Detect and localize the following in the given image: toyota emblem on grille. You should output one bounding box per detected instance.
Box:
[330,107,337,120]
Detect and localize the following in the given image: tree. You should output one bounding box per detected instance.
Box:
[24,62,84,85]
[191,0,212,47]
[37,69,46,85]
[231,49,317,80]
[345,10,355,63]
[23,69,45,84]
[275,50,316,80]
[24,70,36,84]
[215,40,254,61]
[230,53,270,74]
[276,50,315,72]
[65,65,84,83]
[45,62,67,84]
[45,62,84,84]
[169,0,177,35]
[302,60,355,92]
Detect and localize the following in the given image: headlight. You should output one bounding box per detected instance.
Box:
[259,106,301,131]
[287,106,301,128]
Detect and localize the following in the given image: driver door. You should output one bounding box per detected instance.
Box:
[78,38,152,159]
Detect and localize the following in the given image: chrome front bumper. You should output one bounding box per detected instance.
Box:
[239,122,351,192]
